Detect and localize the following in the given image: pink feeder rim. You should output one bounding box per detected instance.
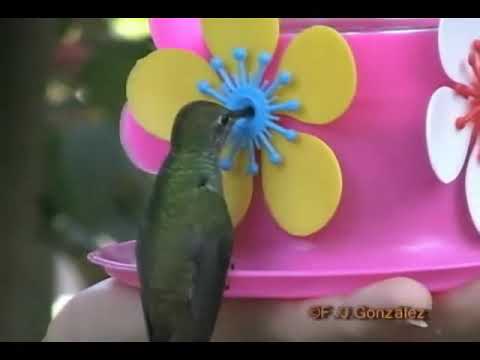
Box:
[88,18,480,299]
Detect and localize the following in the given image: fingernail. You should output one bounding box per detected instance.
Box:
[407,319,429,328]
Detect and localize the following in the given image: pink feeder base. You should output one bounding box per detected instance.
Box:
[88,19,480,299]
[88,240,480,299]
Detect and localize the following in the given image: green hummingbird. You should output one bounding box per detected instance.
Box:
[136,100,252,342]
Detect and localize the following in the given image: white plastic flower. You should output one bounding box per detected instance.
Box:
[426,18,480,233]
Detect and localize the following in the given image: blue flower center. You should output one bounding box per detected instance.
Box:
[198,48,300,175]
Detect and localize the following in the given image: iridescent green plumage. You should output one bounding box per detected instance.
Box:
[136,101,241,342]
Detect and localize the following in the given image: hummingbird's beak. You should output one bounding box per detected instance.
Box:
[228,106,255,119]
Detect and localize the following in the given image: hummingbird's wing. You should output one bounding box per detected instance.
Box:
[171,190,234,342]
[140,287,185,342]
[137,185,234,342]
[136,228,192,342]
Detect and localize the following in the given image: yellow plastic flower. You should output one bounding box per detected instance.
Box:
[126,18,357,236]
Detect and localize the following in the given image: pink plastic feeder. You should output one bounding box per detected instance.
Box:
[88,18,480,299]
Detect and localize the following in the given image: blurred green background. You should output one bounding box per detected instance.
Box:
[0,18,156,341]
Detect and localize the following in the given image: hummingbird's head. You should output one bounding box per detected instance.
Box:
[170,100,253,154]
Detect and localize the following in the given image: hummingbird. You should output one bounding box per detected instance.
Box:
[136,100,252,342]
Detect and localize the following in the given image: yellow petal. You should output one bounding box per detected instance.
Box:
[201,18,279,72]
[278,26,357,124]
[262,133,343,236]
[126,49,219,140]
[222,150,253,227]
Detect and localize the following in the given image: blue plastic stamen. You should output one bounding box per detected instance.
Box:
[233,48,248,85]
[198,49,300,175]
[269,100,300,113]
[220,83,230,96]
[266,121,298,141]
[259,133,282,165]
[246,142,259,175]
[265,71,292,98]
[210,57,224,71]
[251,52,272,86]
[233,74,240,87]
[253,137,260,150]
[197,80,211,93]
[219,70,235,92]
[219,135,243,171]
[210,57,236,92]
[197,80,228,103]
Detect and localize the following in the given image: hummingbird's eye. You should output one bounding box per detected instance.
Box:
[217,115,229,127]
